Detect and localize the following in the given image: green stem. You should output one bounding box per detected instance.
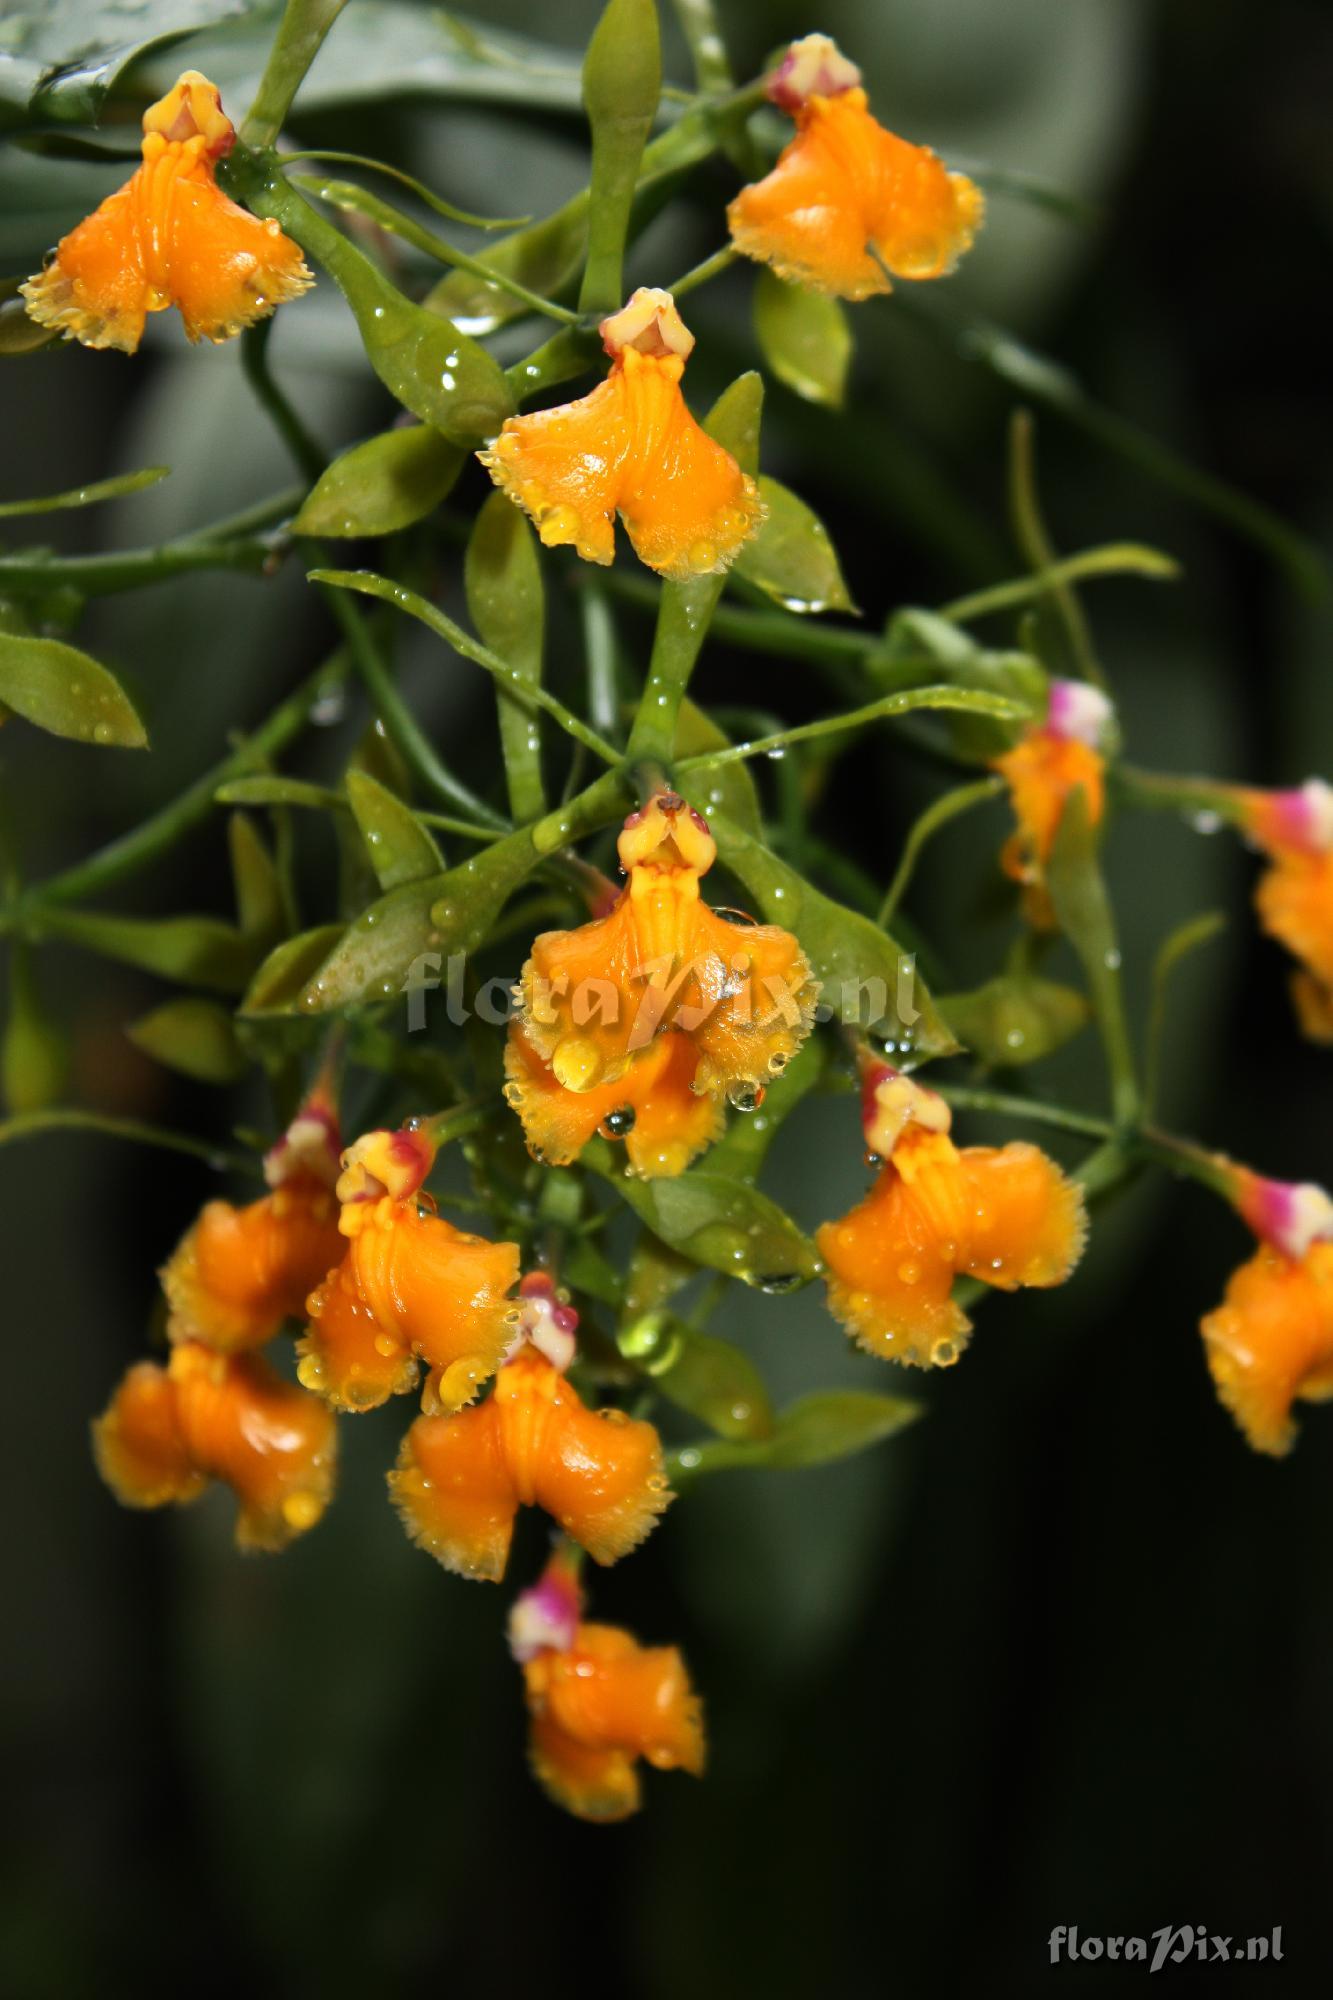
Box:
[936,542,1179,627]
[0,1108,259,1174]
[672,686,1031,772]
[934,1085,1114,1142]
[241,320,326,482]
[878,776,1005,927]
[670,243,738,299]
[670,0,734,91]
[1111,765,1251,826]
[1007,409,1103,685]
[578,0,662,314]
[0,521,291,596]
[241,0,350,150]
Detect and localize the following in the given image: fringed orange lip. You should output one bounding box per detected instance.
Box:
[478,287,764,579]
[727,33,983,300]
[522,1621,705,1822]
[22,70,312,351]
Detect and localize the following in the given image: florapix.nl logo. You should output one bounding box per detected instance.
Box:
[1049,1926,1284,1972]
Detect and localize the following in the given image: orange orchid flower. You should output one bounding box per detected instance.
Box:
[389,1276,670,1580]
[1231,780,1333,1042]
[92,1341,336,1551]
[520,1609,705,1822]
[22,72,311,354]
[994,680,1114,927]
[514,792,818,1109]
[817,1065,1087,1367]
[727,34,983,300]
[1201,1169,1333,1455]
[297,1122,521,1414]
[478,287,764,580]
[161,1091,344,1352]
[503,1024,724,1177]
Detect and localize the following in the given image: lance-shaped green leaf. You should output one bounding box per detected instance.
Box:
[127,997,248,1084]
[937,974,1089,1067]
[345,769,442,889]
[242,925,346,1015]
[669,1388,921,1480]
[584,1139,819,1291]
[0,467,168,518]
[706,810,958,1060]
[294,825,544,1013]
[216,775,344,812]
[223,153,513,445]
[752,269,851,409]
[426,206,588,337]
[627,371,763,765]
[229,813,286,948]
[579,0,662,313]
[293,425,463,538]
[1145,909,1225,1117]
[733,475,856,615]
[875,608,1046,762]
[618,1311,773,1440]
[0,633,146,748]
[1046,787,1138,1126]
[673,697,762,836]
[465,492,546,822]
[40,910,255,992]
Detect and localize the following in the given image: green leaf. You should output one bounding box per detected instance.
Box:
[0,1,256,128]
[585,1141,820,1291]
[344,770,442,890]
[1046,786,1138,1125]
[733,475,856,615]
[241,925,347,1016]
[292,425,463,538]
[464,492,546,823]
[579,0,662,313]
[627,371,764,765]
[40,910,254,992]
[703,1033,826,1182]
[0,633,146,747]
[225,157,513,446]
[937,974,1089,1067]
[216,775,344,812]
[876,609,1047,763]
[295,826,543,1013]
[426,206,587,336]
[228,813,286,946]
[673,697,762,837]
[669,1389,921,1479]
[752,269,852,409]
[1145,910,1225,1116]
[707,811,959,1060]
[0,466,168,518]
[126,997,248,1084]
[618,1312,773,1441]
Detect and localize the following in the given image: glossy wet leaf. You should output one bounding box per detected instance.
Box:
[0,466,168,518]
[627,371,764,764]
[228,813,286,949]
[876,609,1047,762]
[225,156,513,446]
[464,492,545,822]
[752,269,852,409]
[345,770,442,890]
[733,476,856,615]
[126,997,248,1084]
[426,206,587,336]
[670,1389,921,1480]
[296,827,543,1012]
[0,0,255,128]
[41,909,254,992]
[0,633,146,748]
[578,0,662,312]
[585,1141,820,1291]
[293,425,463,538]
[708,811,958,1061]
[937,974,1089,1067]
[241,925,346,1016]
[673,697,762,837]
[618,1312,774,1441]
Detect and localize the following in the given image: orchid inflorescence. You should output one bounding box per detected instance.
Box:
[3,5,1330,1824]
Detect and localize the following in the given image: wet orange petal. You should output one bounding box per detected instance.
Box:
[504,1026,724,1177]
[523,1621,704,1819]
[161,1182,342,1352]
[92,1360,205,1511]
[299,1201,520,1413]
[21,70,310,353]
[995,731,1105,874]
[527,1711,641,1821]
[479,290,762,580]
[169,1342,337,1551]
[390,1397,516,1580]
[1200,1241,1333,1456]
[956,1142,1088,1291]
[1255,850,1333,998]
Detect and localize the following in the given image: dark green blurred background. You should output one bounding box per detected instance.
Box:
[3,1,1332,1993]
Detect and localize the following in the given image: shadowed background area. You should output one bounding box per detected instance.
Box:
[2,0,1331,1993]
